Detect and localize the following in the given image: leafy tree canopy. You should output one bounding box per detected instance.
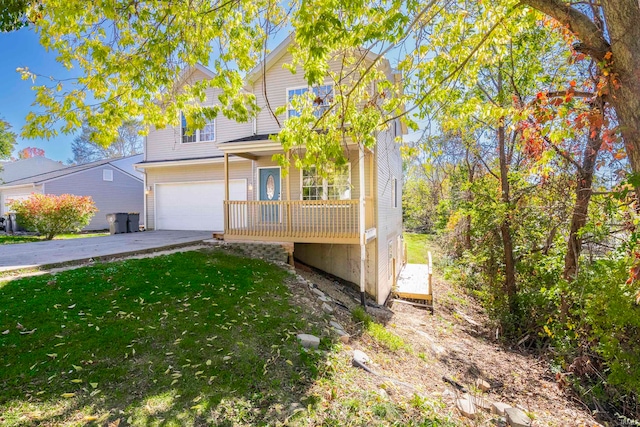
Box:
[0,118,17,159]
[10,0,640,176]
[70,120,143,164]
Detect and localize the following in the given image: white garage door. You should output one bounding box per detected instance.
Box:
[155,180,246,231]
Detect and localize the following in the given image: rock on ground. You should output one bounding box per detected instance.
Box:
[505,407,532,427]
[296,333,320,349]
[455,395,476,419]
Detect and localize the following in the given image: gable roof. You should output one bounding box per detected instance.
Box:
[0,155,143,187]
[0,157,65,183]
[176,63,217,88]
[245,34,295,84]
[245,35,383,85]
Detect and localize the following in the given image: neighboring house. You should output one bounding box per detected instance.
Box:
[0,154,144,230]
[0,157,66,183]
[136,36,405,304]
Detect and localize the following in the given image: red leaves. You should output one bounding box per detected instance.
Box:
[8,194,97,239]
[18,147,45,159]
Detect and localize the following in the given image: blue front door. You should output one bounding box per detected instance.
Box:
[259,167,280,222]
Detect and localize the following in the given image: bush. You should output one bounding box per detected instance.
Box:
[9,194,97,240]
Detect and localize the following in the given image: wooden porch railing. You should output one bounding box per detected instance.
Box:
[225,199,362,242]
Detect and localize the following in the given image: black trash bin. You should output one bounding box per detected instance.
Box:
[106,213,128,234]
[127,213,140,233]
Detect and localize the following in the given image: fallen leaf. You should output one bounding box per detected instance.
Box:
[71,379,83,383]
[61,393,76,398]
[68,304,76,309]
[84,416,99,422]
[47,353,58,359]
[206,359,212,366]
[90,382,98,389]
[2,330,9,335]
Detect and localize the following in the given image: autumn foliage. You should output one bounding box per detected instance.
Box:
[9,194,97,240]
[17,147,45,159]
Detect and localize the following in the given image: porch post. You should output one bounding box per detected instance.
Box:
[359,143,367,309]
[224,153,229,233]
[286,150,292,236]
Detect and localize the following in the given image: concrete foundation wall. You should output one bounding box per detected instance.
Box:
[295,242,377,299]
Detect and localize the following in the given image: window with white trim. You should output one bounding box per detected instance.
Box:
[287,84,334,118]
[181,113,215,143]
[103,169,113,181]
[301,164,351,200]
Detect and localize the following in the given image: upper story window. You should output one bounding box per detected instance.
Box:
[302,164,351,200]
[181,113,215,143]
[103,169,113,181]
[287,84,334,119]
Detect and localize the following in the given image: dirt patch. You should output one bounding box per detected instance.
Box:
[292,263,600,426]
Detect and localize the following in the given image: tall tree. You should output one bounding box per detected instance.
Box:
[0,0,33,32]
[70,120,143,164]
[0,118,17,158]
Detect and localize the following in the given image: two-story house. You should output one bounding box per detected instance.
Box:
[136,36,405,305]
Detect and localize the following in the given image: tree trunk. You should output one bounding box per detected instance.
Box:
[498,118,517,312]
[563,132,602,281]
[601,0,640,176]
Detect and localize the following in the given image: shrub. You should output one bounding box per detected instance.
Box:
[9,194,97,240]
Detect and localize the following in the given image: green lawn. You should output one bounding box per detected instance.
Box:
[0,250,322,426]
[404,233,437,264]
[0,232,109,245]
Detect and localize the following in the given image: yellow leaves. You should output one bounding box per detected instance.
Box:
[61,392,76,398]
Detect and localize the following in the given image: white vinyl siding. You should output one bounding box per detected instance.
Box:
[145,69,252,162]
[376,126,404,303]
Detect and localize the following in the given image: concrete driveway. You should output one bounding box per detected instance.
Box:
[0,230,212,272]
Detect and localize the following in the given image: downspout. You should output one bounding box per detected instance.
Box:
[359,143,367,309]
[142,170,147,230]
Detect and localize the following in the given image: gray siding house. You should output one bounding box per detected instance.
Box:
[0,154,144,231]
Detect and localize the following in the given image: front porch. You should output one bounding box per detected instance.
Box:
[224,198,375,244]
[219,137,376,244]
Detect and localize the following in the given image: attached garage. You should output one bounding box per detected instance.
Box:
[155,179,246,231]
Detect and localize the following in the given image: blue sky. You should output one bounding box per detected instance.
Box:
[0,28,75,162]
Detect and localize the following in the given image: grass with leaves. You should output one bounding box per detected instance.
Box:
[0,232,109,245]
[0,249,323,426]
